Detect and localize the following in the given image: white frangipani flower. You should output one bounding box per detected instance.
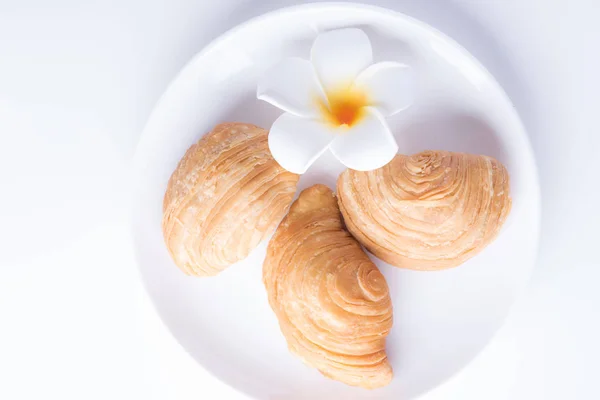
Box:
[257,28,414,174]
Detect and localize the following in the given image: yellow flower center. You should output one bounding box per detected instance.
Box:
[318,86,368,128]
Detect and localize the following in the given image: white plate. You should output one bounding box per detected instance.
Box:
[132,3,540,399]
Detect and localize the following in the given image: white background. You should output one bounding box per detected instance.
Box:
[0,1,598,399]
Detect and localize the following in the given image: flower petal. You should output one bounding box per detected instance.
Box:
[268,113,335,174]
[257,58,326,117]
[311,28,373,92]
[354,62,415,116]
[329,107,398,171]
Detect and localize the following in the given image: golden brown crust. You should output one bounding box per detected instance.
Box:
[337,151,512,270]
[263,184,393,389]
[162,123,299,276]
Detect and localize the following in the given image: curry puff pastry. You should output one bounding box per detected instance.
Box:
[162,123,299,276]
[264,184,393,389]
[337,151,511,271]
